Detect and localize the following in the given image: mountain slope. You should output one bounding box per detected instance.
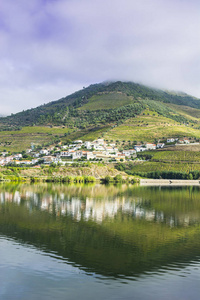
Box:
[0,81,200,150]
[0,81,199,130]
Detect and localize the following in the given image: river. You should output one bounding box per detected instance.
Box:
[1,183,200,299]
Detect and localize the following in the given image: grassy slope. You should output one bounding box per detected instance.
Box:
[0,126,71,152]
[151,150,200,162]
[78,92,133,111]
[1,112,199,153]
[126,150,200,174]
[78,126,111,141]
[128,161,200,173]
[1,107,200,152]
[167,104,200,120]
[103,110,200,142]
[0,125,114,152]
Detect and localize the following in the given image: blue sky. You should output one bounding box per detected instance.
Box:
[0,0,200,115]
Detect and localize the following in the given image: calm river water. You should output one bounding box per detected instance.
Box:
[1,182,200,300]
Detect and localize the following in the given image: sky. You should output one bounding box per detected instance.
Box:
[0,0,200,115]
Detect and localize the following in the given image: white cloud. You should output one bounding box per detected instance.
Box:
[0,0,200,114]
[0,81,84,115]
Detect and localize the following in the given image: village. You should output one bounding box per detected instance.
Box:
[0,137,195,167]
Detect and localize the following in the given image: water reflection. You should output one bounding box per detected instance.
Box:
[1,183,200,227]
[1,183,200,279]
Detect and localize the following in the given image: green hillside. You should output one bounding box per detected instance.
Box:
[0,81,200,150]
[78,92,133,110]
[0,126,72,152]
[167,103,200,119]
[0,81,199,129]
[104,109,200,142]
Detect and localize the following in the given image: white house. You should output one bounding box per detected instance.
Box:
[72,151,83,160]
[96,139,105,145]
[84,141,91,149]
[183,138,190,144]
[105,146,115,153]
[43,156,62,164]
[73,144,82,150]
[178,138,190,144]
[43,156,55,164]
[13,154,22,159]
[91,144,105,151]
[40,149,49,155]
[145,143,157,150]
[123,149,137,156]
[157,143,165,148]
[32,153,40,158]
[32,159,39,164]
[134,145,146,152]
[60,151,72,157]
[61,145,68,149]
[167,138,178,143]
[4,156,13,163]
[86,152,96,160]
[0,159,4,165]
[178,139,185,144]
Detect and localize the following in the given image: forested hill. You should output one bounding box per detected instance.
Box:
[0,81,200,130]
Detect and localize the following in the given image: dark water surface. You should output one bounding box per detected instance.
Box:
[1,183,200,300]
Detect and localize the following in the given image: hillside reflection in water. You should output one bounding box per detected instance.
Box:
[1,183,200,226]
[1,183,200,299]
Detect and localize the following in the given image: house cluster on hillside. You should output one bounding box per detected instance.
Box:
[0,137,195,166]
[60,139,129,162]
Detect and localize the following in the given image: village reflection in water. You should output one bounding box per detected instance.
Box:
[1,183,200,227]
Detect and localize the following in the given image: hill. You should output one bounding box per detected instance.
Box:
[0,81,200,128]
[0,81,200,151]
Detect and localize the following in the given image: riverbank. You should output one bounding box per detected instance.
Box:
[1,165,199,186]
[140,179,200,186]
[0,164,139,184]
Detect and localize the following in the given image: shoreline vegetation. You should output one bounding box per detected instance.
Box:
[0,174,138,184]
[0,164,138,184]
[1,169,200,186]
[1,176,200,186]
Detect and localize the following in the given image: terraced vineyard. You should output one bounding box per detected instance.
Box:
[150,150,200,162]
[117,149,200,178]
[0,126,72,152]
[104,110,200,142]
[128,161,200,173]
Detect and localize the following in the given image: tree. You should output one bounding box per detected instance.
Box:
[114,175,123,182]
